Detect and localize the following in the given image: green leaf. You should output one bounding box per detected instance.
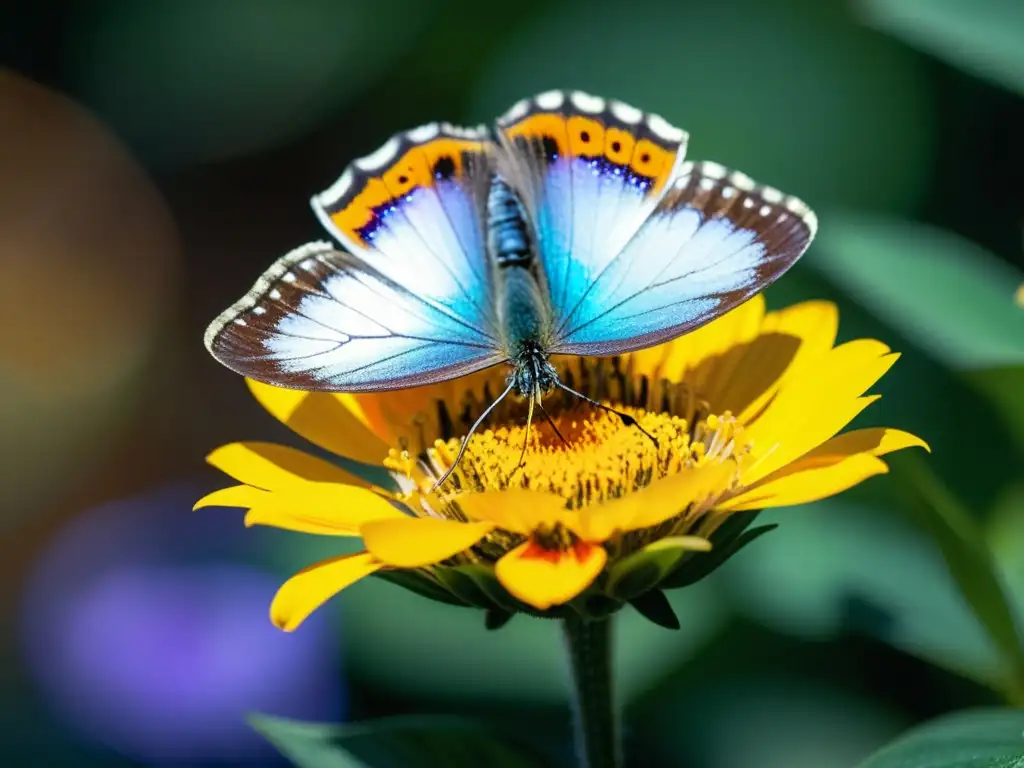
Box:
[858,0,1024,97]
[629,590,680,630]
[891,453,1024,702]
[968,366,1024,452]
[856,708,1024,767]
[812,214,1024,370]
[373,569,467,608]
[249,713,545,768]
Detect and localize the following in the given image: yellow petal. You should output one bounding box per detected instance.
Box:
[580,461,737,541]
[360,517,494,567]
[270,552,381,631]
[732,301,840,422]
[246,379,389,466]
[635,294,766,383]
[206,441,369,491]
[744,394,882,485]
[723,454,890,511]
[743,339,900,483]
[193,484,270,510]
[353,367,508,453]
[495,540,607,610]
[455,490,573,535]
[243,482,405,535]
[805,428,930,459]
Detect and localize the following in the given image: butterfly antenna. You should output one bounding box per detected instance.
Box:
[555,380,659,447]
[432,380,516,492]
[516,391,537,469]
[536,399,569,447]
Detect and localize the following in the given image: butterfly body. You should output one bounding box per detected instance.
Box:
[205,90,817,410]
[482,174,559,400]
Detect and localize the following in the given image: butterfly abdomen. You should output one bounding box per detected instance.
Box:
[487,176,533,269]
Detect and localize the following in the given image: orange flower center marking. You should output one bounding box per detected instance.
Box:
[386,396,748,511]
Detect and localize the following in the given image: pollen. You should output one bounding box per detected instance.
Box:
[385,391,747,515]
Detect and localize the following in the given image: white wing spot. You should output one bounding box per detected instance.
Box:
[535,90,565,110]
[570,91,605,113]
[316,169,354,208]
[609,100,642,124]
[742,198,755,208]
[269,289,282,300]
[282,272,297,283]
[406,123,441,143]
[760,186,783,204]
[699,177,716,191]
[500,99,530,123]
[729,171,755,191]
[234,318,247,326]
[301,259,316,271]
[252,306,266,315]
[700,162,727,179]
[721,186,736,199]
[759,205,772,217]
[355,136,401,171]
[647,113,684,142]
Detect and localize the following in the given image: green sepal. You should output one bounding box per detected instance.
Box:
[629,589,680,630]
[432,565,496,609]
[449,563,528,614]
[605,537,707,601]
[661,512,777,590]
[373,568,468,607]
[484,609,514,631]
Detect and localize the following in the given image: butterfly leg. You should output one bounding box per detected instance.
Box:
[432,381,516,492]
[515,392,537,469]
[536,399,570,447]
[555,380,659,447]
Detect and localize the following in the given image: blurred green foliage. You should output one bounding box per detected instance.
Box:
[3,0,1024,765]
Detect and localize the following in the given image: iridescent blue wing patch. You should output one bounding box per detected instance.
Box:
[550,161,817,355]
[494,90,690,331]
[204,241,504,391]
[206,123,507,391]
[312,121,501,342]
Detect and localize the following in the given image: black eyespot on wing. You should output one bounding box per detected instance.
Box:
[431,155,456,180]
[541,135,559,162]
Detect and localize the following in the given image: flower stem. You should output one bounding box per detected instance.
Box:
[562,614,621,768]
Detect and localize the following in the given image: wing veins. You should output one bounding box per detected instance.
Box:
[316,252,497,344]
[559,219,768,339]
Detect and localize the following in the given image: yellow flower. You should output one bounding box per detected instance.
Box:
[196,295,927,631]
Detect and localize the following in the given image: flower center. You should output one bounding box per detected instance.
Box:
[385,358,749,510]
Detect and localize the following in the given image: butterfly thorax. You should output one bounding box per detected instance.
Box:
[487,175,533,269]
[487,175,558,398]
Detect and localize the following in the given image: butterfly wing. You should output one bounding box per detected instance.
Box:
[204,241,504,391]
[550,161,817,355]
[206,123,507,391]
[493,90,690,333]
[493,90,815,356]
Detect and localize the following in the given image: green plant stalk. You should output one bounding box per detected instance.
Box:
[562,614,621,768]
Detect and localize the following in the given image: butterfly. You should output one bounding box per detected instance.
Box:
[205,90,817,482]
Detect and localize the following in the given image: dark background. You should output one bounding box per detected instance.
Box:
[2,0,1024,765]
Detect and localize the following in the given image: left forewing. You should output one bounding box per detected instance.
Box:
[205,241,505,391]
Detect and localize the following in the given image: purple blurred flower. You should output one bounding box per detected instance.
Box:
[20,483,344,765]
